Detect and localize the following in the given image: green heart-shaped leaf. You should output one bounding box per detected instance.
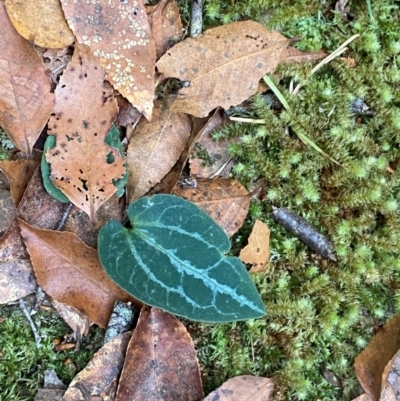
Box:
[98,194,266,323]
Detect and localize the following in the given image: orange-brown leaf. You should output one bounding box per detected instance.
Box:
[5,0,74,48]
[127,100,191,201]
[354,313,400,401]
[116,307,204,401]
[156,21,289,117]
[0,2,54,155]
[203,375,274,401]
[64,331,132,401]
[173,178,250,236]
[45,44,125,221]
[147,0,183,58]
[239,219,270,273]
[61,0,156,119]
[18,220,137,328]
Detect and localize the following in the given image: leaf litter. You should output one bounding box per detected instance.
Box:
[0,2,351,399]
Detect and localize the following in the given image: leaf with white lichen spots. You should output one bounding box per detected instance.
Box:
[61,0,156,119]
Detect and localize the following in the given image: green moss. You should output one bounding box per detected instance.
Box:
[0,305,104,401]
[0,126,12,160]
[184,1,400,400]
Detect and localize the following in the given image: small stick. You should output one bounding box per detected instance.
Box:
[191,0,203,38]
[19,298,41,348]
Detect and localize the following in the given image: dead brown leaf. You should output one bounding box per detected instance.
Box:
[239,220,270,272]
[116,306,204,401]
[0,2,54,155]
[63,331,132,401]
[203,375,274,401]
[5,0,74,48]
[173,178,250,237]
[0,157,40,206]
[127,100,191,201]
[0,189,15,235]
[156,21,289,117]
[18,220,137,328]
[189,109,233,178]
[279,46,326,65]
[355,314,400,401]
[52,300,90,338]
[147,0,183,58]
[45,44,125,221]
[61,0,156,119]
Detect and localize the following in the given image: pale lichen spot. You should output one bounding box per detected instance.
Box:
[140,66,146,73]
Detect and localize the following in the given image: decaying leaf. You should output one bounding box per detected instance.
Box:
[0,2,54,155]
[0,189,15,235]
[5,0,74,48]
[0,157,40,206]
[278,46,326,65]
[156,21,290,117]
[45,44,126,220]
[239,220,270,272]
[63,331,132,401]
[61,0,156,119]
[52,300,90,338]
[203,375,274,401]
[355,314,400,401]
[189,109,233,178]
[116,306,204,401]
[173,178,250,236]
[127,100,191,201]
[18,220,137,328]
[147,0,183,58]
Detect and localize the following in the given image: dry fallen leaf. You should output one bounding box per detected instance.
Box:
[278,46,326,65]
[0,157,40,206]
[63,331,132,401]
[52,300,90,338]
[189,109,233,178]
[173,178,250,237]
[239,220,270,272]
[203,375,274,401]
[147,0,183,58]
[61,0,156,119]
[156,21,289,117]
[45,44,125,221]
[355,314,400,401]
[0,189,15,235]
[0,2,54,155]
[5,0,74,48]
[116,306,204,401]
[18,220,137,328]
[127,100,191,201]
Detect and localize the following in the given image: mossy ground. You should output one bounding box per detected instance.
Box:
[179,0,400,400]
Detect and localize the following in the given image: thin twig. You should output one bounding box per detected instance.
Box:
[55,203,73,231]
[19,299,41,348]
[190,0,203,38]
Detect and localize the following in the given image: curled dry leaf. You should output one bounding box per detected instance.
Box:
[61,0,156,119]
[18,220,137,328]
[5,0,74,48]
[52,300,90,338]
[203,375,274,401]
[0,2,54,155]
[355,314,400,401]
[189,109,233,178]
[116,306,204,401]
[173,178,250,237]
[45,44,126,221]
[127,100,191,201]
[63,331,132,401]
[156,21,290,117]
[0,157,40,206]
[147,0,183,58]
[239,220,270,273]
